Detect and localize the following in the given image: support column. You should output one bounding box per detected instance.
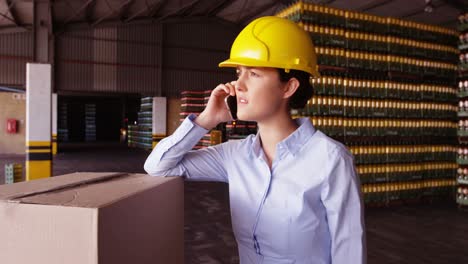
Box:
[52,93,57,155]
[152,97,167,148]
[26,63,52,181]
[33,0,51,63]
[25,0,53,180]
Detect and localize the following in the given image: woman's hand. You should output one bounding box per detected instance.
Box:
[195,81,236,130]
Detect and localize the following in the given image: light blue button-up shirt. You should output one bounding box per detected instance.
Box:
[144,114,366,264]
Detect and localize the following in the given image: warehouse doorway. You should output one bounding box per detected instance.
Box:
[57,95,140,146]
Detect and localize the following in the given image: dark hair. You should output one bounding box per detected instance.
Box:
[278,69,314,109]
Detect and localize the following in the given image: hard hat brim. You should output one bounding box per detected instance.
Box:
[219,57,283,70]
[219,58,320,78]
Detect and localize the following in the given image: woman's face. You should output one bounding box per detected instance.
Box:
[234,66,288,123]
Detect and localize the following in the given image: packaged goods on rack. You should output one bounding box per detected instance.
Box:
[225,120,258,141]
[57,102,69,142]
[457,12,468,206]
[128,97,166,150]
[179,90,233,149]
[277,1,458,205]
[84,104,96,142]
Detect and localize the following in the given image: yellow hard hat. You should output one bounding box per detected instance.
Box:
[219,16,320,78]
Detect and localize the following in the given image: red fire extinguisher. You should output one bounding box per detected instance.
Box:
[6,119,17,133]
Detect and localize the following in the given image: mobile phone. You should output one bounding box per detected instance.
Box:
[225,95,237,120]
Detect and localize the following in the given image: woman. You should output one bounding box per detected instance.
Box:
[144,16,366,264]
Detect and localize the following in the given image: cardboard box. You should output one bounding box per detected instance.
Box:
[0,172,183,264]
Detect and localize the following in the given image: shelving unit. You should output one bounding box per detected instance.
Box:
[225,120,257,141]
[84,104,96,142]
[128,97,166,150]
[57,102,69,142]
[180,90,210,149]
[4,163,22,184]
[457,12,468,207]
[277,1,458,205]
[179,90,224,149]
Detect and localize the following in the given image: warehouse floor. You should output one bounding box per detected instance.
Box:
[1,143,467,264]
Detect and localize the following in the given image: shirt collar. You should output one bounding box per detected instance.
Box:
[250,117,316,158]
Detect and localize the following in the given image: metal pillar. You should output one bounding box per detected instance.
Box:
[25,0,53,180]
[152,97,167,148]
[52,93,57,155]
[26,63,52,180]
[33,0,51,63]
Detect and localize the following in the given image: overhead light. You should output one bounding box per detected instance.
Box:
[424,0,434,13]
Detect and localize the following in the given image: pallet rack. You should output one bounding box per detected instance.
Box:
[278,1,458,205]
[128,97,159,150]
[457,12,468,206]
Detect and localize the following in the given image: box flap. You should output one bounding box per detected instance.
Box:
[0,172,179,208]
[0,172,127,202]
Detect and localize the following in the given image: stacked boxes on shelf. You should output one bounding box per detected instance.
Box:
[225,120,258,141]
[57,102,69,142]
[179,90,225,148]
[180,91,211,149]
[128,97,154,150]
[457,12,468,206]
[84,104,96,141]
[180,91,210,121]
[4,164,22,184]
[277,1,458,205]
[151,97,167,148]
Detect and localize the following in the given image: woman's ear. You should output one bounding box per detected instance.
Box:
[282,78,300,100]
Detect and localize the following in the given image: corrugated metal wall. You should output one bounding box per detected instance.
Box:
[57,26,157,94]
[163,20,237,97]
[116,24,160,95]
[0,32,33,88]
[56,19,239,97]
[56,29,94,92]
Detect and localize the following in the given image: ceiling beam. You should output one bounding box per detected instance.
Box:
[239,1,279,25]
[63,0,95,25]
[0,11,17,25]
[5,0,19,26]
[155,0,201,21]
[206,0,234,16]
[0,24,31,33]
[0,0,21,26]
[148,0,169,17]
[236,0,249,21]
[358,0,393,12]
[85,0,97,23]
[119,0,136,21]
[179,0,202,17]
[92,0,133,27]
[124,0,167,23]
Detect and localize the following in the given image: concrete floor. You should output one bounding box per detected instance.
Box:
[1,142,468,264]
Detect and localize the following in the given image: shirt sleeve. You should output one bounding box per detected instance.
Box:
[320,148,367,264]
[143,114,229,183]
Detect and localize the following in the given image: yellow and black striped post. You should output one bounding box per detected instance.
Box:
[52,134,57,154]
[26,141,52,180]
[26,63,52,181]
[152,97,167,149]
[52,93,58,155]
